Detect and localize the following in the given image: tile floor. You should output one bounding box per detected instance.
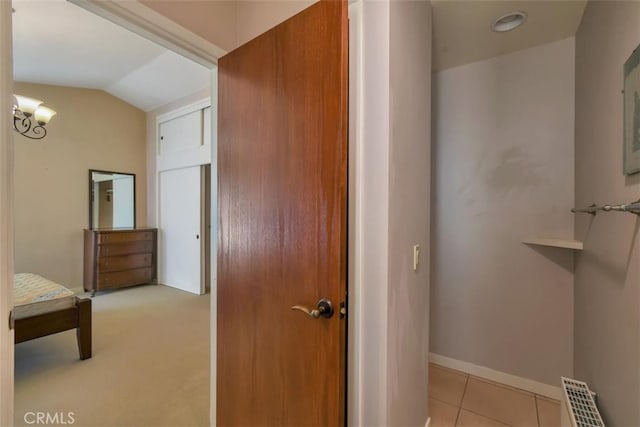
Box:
[429,363,561,427]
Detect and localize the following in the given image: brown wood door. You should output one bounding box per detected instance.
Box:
[217,1,348,426]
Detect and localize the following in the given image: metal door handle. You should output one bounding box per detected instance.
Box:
[290,299,334,319]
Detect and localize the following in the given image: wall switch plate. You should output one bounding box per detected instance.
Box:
[413,244,420,271]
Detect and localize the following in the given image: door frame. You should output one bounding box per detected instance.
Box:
[1,2,371,426]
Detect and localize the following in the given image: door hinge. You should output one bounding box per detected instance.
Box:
[8,310,14,330]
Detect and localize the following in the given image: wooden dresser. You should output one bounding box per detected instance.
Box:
[83,228,157,295]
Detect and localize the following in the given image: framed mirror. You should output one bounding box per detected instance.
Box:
[89,169,136,229]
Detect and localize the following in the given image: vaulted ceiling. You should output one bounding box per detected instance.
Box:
[12,0,210,112]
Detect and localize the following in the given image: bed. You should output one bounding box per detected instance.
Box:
[13,273,92,360]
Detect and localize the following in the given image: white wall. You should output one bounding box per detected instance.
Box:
[112,177,134,228]
[355,2,390,423]
[431,37,576,386]
[387,1,431,425]
[574,1,640,424]
[351,1,431,425]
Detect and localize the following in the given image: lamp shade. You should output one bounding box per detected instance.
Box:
[34,106,56,125]
[14,95,43,116]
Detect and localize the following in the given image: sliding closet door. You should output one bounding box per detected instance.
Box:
[158,165,203,295]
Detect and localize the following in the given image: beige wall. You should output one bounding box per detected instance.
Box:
[574,1,640,425]
[235,1,316,47]
[431,38,576,386]
[141,0,317,52]
[140,0,237,52]
[0,2,15,423]
[97,181,114,228]
[14,82,147,288]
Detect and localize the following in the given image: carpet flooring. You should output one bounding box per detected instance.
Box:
[14,284,210,427]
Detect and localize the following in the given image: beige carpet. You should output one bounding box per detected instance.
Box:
[14,284,210,427]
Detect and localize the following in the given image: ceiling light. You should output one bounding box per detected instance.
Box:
[492,11,527,32]
[13,94,56,140]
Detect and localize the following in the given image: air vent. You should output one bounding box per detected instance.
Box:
[561,377,605,427]
[491,11,527,32]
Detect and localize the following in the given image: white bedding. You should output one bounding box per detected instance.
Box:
[14,273,76,320]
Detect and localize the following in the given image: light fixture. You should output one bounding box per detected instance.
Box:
[12,94,56,140]
[491,11,527,32]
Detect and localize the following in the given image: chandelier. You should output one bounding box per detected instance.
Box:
[12,95,56,140]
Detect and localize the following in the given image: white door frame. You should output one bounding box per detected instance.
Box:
[68,0,223,68]
[0,0,14,424]
[2,2,375,426]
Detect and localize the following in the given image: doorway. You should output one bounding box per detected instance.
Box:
[8,2,215,425]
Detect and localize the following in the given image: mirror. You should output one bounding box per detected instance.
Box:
[89,169,136,229]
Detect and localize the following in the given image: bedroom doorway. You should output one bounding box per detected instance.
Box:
[6,2,218,425]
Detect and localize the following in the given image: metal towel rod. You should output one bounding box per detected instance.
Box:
[571,200,640,216]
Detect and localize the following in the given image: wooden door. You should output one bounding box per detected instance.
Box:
[217,1,348,425]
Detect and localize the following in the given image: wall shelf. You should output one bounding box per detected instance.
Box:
[522,237,583,251]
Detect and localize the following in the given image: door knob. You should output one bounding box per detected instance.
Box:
[291,299,334,319]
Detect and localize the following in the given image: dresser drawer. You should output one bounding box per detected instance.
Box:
[98,241,154,257]
[98,231,154,244]
[97,253,152,273]
[97,267,154,289]
[84,228,158,294]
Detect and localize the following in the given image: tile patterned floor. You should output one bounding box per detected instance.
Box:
[429,364,561,427]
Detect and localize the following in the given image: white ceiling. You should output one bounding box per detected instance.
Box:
[432,0,588,71]
[12,0,210,112]
[13,0,588,105]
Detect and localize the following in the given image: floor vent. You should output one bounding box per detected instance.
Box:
[561,377,605,427]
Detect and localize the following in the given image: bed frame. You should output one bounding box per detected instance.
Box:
[14,297,92,360]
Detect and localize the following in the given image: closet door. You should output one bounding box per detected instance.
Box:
[158,110,202,155]
[158,165,203,295]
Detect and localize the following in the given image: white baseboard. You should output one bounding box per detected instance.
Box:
[429,353,562,401]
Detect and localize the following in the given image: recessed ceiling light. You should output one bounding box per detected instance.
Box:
[491,11,527,32]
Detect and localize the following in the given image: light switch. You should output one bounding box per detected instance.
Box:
[413,244,420,272]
